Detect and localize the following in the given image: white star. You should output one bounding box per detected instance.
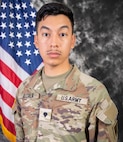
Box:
[25,41,31,47]
[0,12,6,19]
[25,32,31,38]
[16,13,21,20]
[30,11,36,18]
[9,22,14,29]
[1,2,7,9]
[23,13,28,19]
[34,49,39,56]
[25,59,31,65]
[16,41,23,48]
[31,21,35,27]
[24,23,29,29]
[0,32,6,39]
[15,4,21,10]
[16,32,22,39]
[22,2,27,9]
[9,32,14,38]
[25,50,31,56]
[9,12,14,19]
[0,22,6,29]
[9,2,14,9]
[16,50,22,57]
[16,23,22,30]
[33,31,36,35]
[8,41,14,48]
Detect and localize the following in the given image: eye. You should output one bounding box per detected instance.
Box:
[42,33,50,37]
[59,33,67,37]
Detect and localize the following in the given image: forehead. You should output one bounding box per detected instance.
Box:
[38,14,72,31]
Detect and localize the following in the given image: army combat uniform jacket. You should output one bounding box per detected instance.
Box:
[13,65,118,142]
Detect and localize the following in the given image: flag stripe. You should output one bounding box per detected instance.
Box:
[0,47,29,81]
[1,60,21,87]
[1,72,17,98]
[1,87,15,108]
[0,107,16,135]
[0,96,16,136]
[0,96,14,124]
[0,114,16,142]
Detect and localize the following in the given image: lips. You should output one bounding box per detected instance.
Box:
[47,50,61,58]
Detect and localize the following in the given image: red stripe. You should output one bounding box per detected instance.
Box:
[1,86,15,108]
[0,60,22,87]
[0,108,16,135]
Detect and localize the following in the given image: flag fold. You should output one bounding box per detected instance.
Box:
[0,0,42,141]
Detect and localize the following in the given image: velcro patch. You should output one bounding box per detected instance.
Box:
[56,94,88,105]
[39,108,52,122]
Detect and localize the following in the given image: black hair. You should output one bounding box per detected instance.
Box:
[35,2,74,33]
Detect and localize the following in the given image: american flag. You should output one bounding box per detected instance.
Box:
[0,0,43,141]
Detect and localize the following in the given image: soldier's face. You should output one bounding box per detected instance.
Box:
[34,14,76,67]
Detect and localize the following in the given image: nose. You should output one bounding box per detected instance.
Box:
[50,34,59,48]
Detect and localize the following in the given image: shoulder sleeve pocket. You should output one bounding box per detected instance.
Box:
[96,100,118,142]
[96,100,118,124]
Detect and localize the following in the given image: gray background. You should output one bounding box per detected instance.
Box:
[0,0,123,141]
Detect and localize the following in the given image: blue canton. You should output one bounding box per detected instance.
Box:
[0,0,43,74]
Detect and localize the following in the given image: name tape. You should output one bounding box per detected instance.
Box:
[56,94,88,105]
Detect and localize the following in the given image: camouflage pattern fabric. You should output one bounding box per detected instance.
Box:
[13,65,118,142]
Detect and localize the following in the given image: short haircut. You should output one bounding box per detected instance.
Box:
[35,2,74,33]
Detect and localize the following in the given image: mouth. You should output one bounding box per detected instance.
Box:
[47,50,61,58]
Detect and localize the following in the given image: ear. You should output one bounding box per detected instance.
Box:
[34,34,38,49]
[71,34,76,49]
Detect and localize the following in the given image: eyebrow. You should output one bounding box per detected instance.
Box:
[40,25,69,31]
[40,26,50,30]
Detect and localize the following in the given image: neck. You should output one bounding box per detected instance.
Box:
[43,63,72,77]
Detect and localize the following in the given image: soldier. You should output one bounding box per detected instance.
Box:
[13,2,118,142]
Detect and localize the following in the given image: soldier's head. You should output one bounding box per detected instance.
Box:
[35,2,74,33]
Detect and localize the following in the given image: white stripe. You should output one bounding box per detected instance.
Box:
[37,62,44,70]
[0,96,14,123]
[0,46,29,81]
[1,72,17,98]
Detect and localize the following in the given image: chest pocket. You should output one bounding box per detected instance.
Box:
[21,93,40,116]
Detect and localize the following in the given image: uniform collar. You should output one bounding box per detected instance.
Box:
[51,65,81,91]
[33,65,81,93]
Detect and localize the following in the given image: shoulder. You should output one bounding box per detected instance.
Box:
[74,65,111,104]
[20,69,41,87]
[74,66,118,126]
[16,68,43,97]
[74,65,103,87]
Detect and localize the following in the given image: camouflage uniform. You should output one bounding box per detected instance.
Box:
[13,65,118,142]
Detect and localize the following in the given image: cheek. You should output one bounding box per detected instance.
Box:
[64,40,74,50]
[38,47,45,56]
[35,36,48,46]
[37,39,46,46]
[36,41,47,52]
